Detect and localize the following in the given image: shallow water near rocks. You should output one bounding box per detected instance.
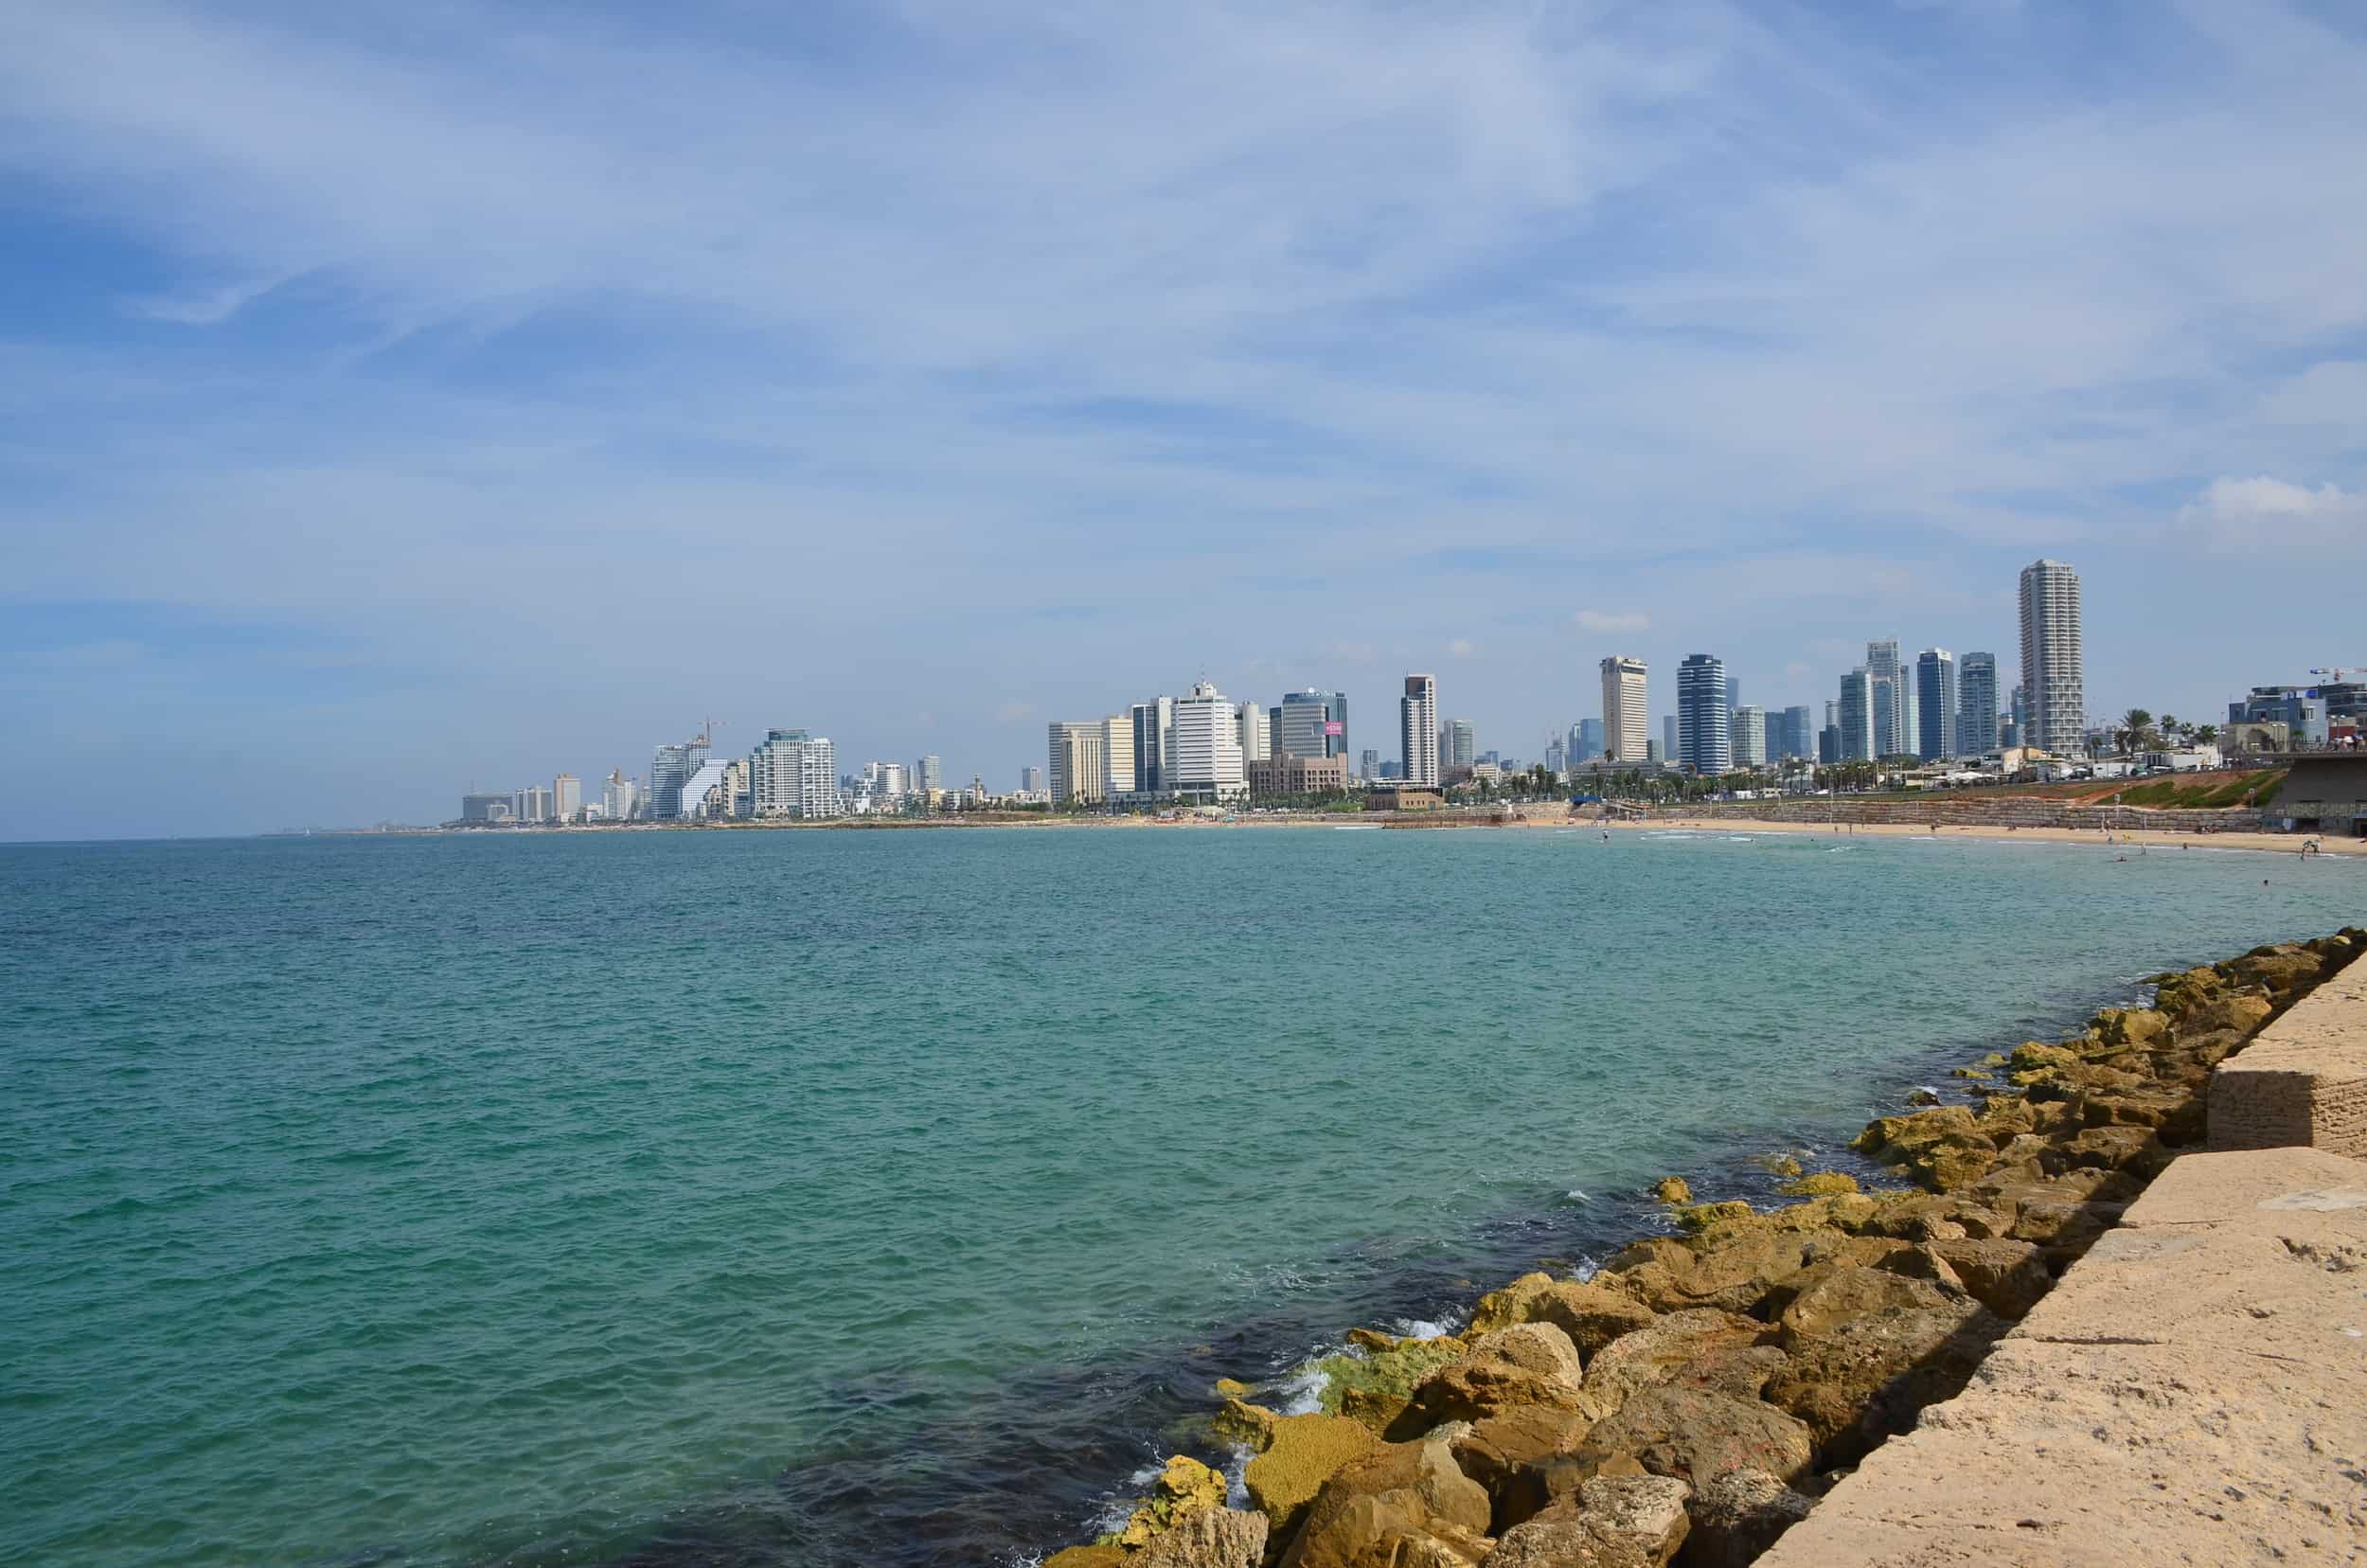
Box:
[2,828,2358,1565]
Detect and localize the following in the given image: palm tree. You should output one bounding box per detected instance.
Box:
[2119,708,2156,756]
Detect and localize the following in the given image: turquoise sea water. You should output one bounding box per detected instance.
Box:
[2,827,2358,1565]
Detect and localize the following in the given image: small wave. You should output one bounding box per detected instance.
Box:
[1392,1310,1464,1340]
[1571,1255,1601,1283]
[1220,1441,1253,1508]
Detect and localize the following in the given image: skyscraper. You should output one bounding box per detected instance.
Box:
[1278,688,1348,759]
[1839,668,1875,761]
[1020,765,1043,793]
[1441,719,1475,768]
[1957,652,1999,758]
[1544,736,1565,773]
[1237,702,1272,766]
[1914,649,1957,761]
[1099,714,1135,800]
[648,731,710,822]
[1663,715,1679,761]
[1780,705,1814,762]
[1599,656,1648,762]
[1359,748,1379,781]
[915,755,944,794]
[1865,639,1902,756]
[1400,674,1439,786]
[1167,681,1246,798]
[601,770,638,821]
[553,774,580,822]
[1577,717,1604,763]
[750,728,840,818]
[1046,721,1106,805]
[1130,697,1173,793]
[2019,559,2085,756]
[1677,655,1732,775]
[1731,704,1766,769]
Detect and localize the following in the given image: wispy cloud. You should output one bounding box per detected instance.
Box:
[1574,610,1650,634]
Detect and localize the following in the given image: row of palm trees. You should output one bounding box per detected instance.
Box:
[2112,709,2219,757]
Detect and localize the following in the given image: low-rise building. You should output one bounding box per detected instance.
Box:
[1246,754,1351,796]
[1363,786,1442,811]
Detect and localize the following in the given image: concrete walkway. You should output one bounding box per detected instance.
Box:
[1755,1145,2367,1566]
[2213,957,2367,1157]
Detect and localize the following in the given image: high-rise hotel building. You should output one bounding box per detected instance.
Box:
[1676,655,1732,775]
[2019,559,2085,757]
[1599,655,1648,762]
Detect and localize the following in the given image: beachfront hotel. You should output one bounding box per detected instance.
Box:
[1600,655,1648,762]
[1399,674,1439,787]
[1677,654,1733,775]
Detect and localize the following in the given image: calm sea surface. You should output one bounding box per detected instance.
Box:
[3,827,2359,1565]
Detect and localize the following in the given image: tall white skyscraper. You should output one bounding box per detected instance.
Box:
[1600,655,1648,762]
[553,774,580,822]
[1399,674,1439,786]
[1166,681,1246,798]
[1046,721,1106,805]
[1440,718,1475,768]
[1099,714,1135,800]
[749,728,840,818]
[1237,702,1272,765]
[602,769,639,821]
[2019,559,2085,757]
[1677,655,1732,775]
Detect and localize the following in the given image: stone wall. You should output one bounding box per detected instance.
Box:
[2208,944,2367,1158]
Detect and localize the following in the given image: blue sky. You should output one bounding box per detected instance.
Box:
[5,0,2366,838]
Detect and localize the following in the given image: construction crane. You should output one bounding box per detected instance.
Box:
[2308,668,2363,685]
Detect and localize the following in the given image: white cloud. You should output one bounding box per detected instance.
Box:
[1448,638,1475,658]
[1574,610,1650,634]
[2179,475,2367,551]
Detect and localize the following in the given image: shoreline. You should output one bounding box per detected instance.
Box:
[1041,927,2366,1568]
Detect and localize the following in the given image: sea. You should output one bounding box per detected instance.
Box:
[2,826,2358,1566]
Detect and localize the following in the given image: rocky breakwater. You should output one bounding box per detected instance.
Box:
[1044,931,2362,1568]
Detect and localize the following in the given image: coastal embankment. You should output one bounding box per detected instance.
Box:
[1043,928,2367,1567]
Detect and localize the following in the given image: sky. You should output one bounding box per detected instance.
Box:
[5,0,2366,838]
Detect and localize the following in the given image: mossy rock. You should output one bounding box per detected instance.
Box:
[1045,1548,1129,1568]
[1211,1376,1254,1399]
[1108,1454,1227,1547]
[1314,1339,1466,1432]
[1776,1171,1860,1198]
[1949,1066,1994,1080]
[1674,1200,1754,1232]
[1215,1397,1279,1447]
[1244,1414,1381,1539]
[2009,1041,2080,1073]
[1761,1153,1805,1179]
[1651,1175,1694,1204]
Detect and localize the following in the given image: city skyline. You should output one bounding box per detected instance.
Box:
[8,3,2367,839]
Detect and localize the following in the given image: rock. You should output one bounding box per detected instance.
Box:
[1947,1065,1993,1080]
[2226,945,2323,995]
[1680,1467,1815,1567]
[1849,1105,1979,1159]
[1651,1176,1693,1204]
[1583,1310,1772,1410]
[1216,1397,1281,1447]
[1471,1274,1658,1362]
[1112,1455,1229,1547]
[1451,1403,1600,1531]
[1212,1376,1255,1399]
[1927,1237,2052,1319]
[2092,1007,2170,1047]
[2056,1125,2169,1177]
[1672,1202,1753,1233]
[1766,1290,2002,1466]
[2183,992,2272,1037]
[1773,1171,1858,1198]
[1772,1264,1960,1342]
[1559,1383,1815,1491]
[1397,1324,1591,1433]
[1759,1153,1804,1179]
[1136,1506,1270,1568]
[1574,1474,1692,1565]
[1246,1414,1382,1540]
[1044,1548,1129,1568]
[2007,1041,2081,1074]
[1905,1088,1941,1107]
[1281,1434,1495,1568]
[1316,1337,1468,1434]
